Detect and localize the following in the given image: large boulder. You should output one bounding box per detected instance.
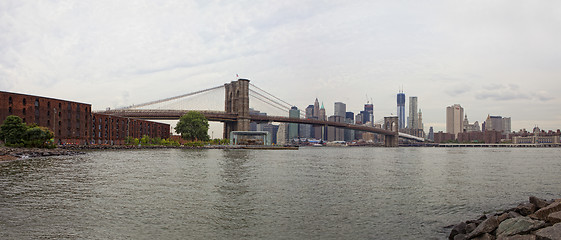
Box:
[449,222,467,240]
[516,203,536,216]
[466,216,499,239]
[534,222,561,240]
[531,201,561,221]
[548,211,561,224]
[497,235,536,240]
[529,196,549,209]
[496,217,545,237]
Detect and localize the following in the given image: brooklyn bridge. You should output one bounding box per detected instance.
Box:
[102,79,424,147]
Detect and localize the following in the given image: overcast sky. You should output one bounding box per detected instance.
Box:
[1,0,560,133]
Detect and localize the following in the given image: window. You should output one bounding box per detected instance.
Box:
[59,103,61,108]
[47,102,51,108]
[8,107,12,114]
[23,108,26,115]
[8,97,12,105]
[35,98,39,107]
[22,98,26,106]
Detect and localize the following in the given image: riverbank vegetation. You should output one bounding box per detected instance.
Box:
[174,111,209,141]
[0,115,55,148]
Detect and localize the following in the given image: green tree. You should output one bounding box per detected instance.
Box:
[175,111,209,141]
[0,115,28,146]
[24,126,54,148]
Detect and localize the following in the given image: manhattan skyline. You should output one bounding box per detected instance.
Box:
[1,1,560,132]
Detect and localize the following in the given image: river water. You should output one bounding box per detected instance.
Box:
[1,147,560,239]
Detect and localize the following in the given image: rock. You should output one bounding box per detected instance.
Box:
[498,212,510,223]
[449,222,467,240]
[529,196,549,209]
[516,203,536,216]
[534,222,561,240]
[508,211,522,219]
[497,235,536,240]
[453,233,467,240]
[466,223,477,234]
[472,232,495,240]
[496,217,545,237]
[467,216,499,239]
[548,211,561,224]
[531,201,561,220]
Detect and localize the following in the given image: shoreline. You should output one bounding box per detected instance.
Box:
[1,144,299,160]
[448,196,561,239]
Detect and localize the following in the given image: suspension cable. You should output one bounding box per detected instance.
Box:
[119,85,224,110]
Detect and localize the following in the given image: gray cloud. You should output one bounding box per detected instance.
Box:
[1,0,560,132]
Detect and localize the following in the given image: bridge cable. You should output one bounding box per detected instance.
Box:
[249,93,290,114]
[249,89,293,112]
[249,83,294,108]
[118,85,224,110]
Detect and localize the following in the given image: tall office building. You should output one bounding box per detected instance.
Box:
[364,102,374,126]
[334,102,346,118]
[418,109,423,130]
[446,104,464,137]
[288,106,300,141]
[345,112,355,141]
[397,91,406,129]
[301,104,314,138]
[313,98,320,118]
[408,96,418,129]
[316,103,327,140]
[484,115,511,134]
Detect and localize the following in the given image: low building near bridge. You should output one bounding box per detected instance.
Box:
[230,131,270,145]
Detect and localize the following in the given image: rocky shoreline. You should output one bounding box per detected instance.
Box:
[449,196,561,240]
[0,146,85,161]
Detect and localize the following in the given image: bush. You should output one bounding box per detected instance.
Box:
[0,116,54,148]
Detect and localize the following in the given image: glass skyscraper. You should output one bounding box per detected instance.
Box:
[397,92,406,129]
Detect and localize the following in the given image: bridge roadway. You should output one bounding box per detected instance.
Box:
[101,109,398,136]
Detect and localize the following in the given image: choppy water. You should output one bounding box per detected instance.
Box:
[1,147,560,239]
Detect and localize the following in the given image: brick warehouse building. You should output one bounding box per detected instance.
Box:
[0,91,170,145]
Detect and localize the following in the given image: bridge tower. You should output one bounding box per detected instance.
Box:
[383,116,399,147]
[224,79,250,139]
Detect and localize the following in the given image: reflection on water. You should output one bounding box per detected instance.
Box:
[1,148,561,239]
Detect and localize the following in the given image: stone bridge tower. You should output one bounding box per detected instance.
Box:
[383,116,399,147]
[224,79,250,139]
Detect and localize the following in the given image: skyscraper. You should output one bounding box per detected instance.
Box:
[288,106,300,141]
[446,104,464,137]
[364,102,374,126]
[334,102,346,118]
[313,98,320,118]
[397,91,406,129]
[408,96,418,129]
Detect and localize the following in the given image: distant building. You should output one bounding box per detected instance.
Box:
[462,115,481,132]
[408,96,418,129]
[288,106,300,141]
[484,115,511,135]
[345,112,355,141]
[277,123,288,145]
[249,108,267,131]
[364,102,374,126]
[397,91,406,129]
[327,115,344,141]
[446,104,464,137]
[434,131,455,143]
[428,127,434,141]
[262,124,279,144]
[334,102,346,118]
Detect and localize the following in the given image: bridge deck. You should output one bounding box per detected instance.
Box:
[100,109,399,136]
